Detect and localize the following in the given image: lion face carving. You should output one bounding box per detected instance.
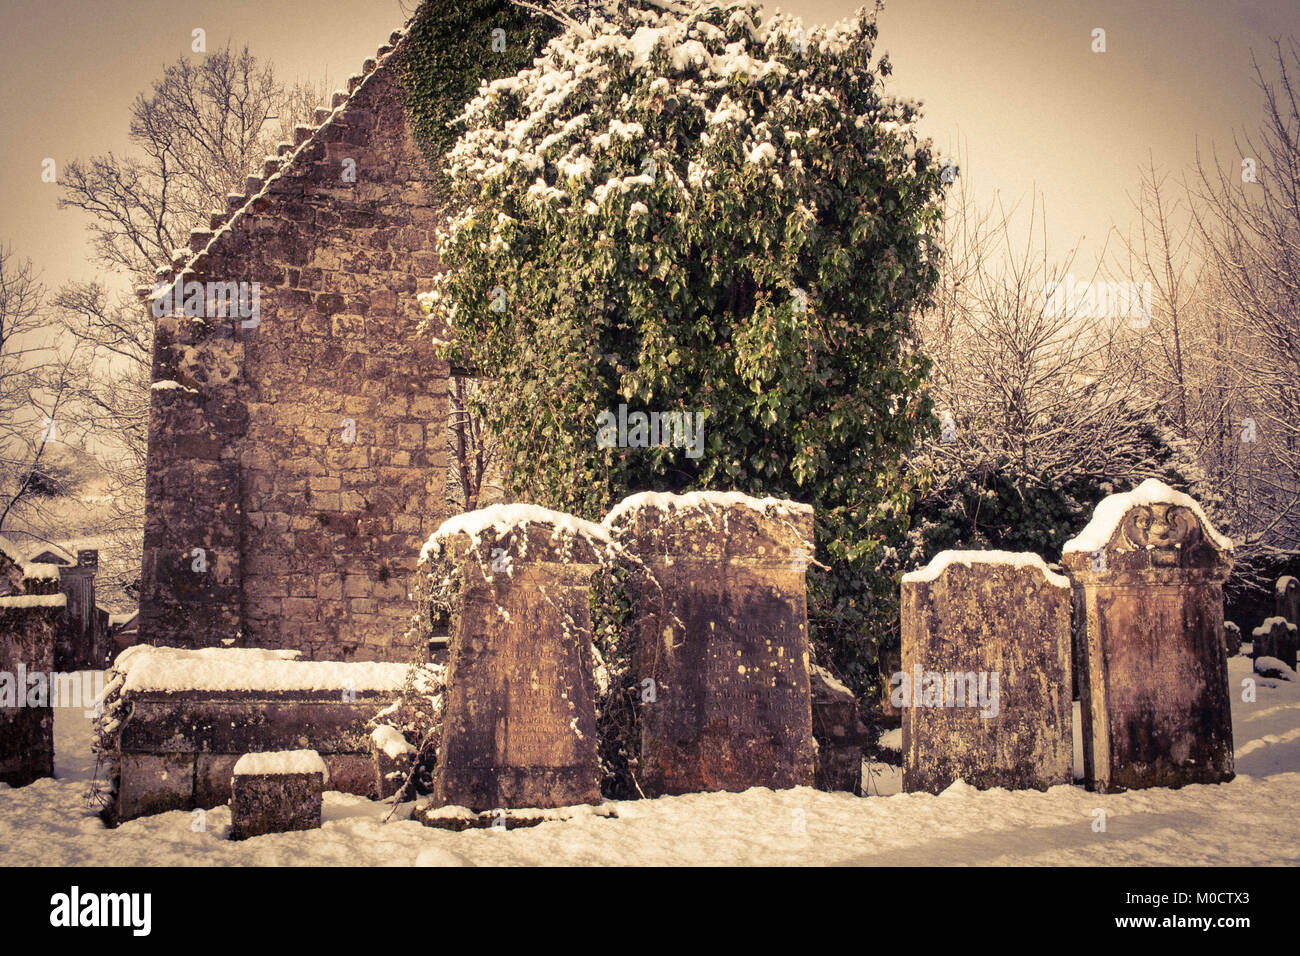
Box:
[1116,504,1202,566]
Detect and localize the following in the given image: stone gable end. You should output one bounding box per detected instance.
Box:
[140,27,451,661]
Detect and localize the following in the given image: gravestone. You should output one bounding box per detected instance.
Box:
[899,551,1073,794]
[1252,617,1298,672]
[1223,620,1242,657]
[425,505,605,811]
[230,750,326,840]
[604,491,817,796]
[1061,479,1234,792]
[1275,576,1299,628]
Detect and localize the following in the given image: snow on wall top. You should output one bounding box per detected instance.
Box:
[901,550,1070,589]
[117,644,419,695]
[603,490,812,529]
[232,749,328,777]
[419,503,612,564]
[0,593,67,609]
[1253,617,1298,636]
[1062,478,1232,555]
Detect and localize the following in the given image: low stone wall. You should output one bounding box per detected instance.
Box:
[0,595,61,787]
[99,646,428,823]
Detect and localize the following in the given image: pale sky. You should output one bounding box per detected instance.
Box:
[1,0,1297,293]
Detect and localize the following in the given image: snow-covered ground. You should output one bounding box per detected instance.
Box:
[2,655,1297,866]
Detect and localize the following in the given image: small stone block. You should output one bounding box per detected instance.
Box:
[230,749,326,840]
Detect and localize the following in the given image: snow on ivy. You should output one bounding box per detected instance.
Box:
[422,0,926,326]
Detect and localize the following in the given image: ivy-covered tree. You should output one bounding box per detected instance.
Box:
[419,0,946,703]
[398,0,561,184]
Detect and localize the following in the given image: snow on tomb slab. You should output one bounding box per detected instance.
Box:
[0,593,66,609]
[116,645,417,695]
[602,490,813,529]
[1062,478,1232,555]
[900,549,1070,589]
[113,644,300,674]
[232,750,328,777]
[419,502,612,564]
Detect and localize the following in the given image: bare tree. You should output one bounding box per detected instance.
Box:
[445,375,503,512]
[0,246,84,535]
[48,46,325,599]
[1192,38,1300,559]
[59,45,323,282]
[914,165,1166,533]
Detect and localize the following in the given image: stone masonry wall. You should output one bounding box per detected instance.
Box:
[140,29,450,661]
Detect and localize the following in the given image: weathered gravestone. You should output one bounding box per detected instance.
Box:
[1252,617,1298,672]
[604,491,817,796]
[0,595,61,786]
[1275,576,1299,628]
[423,505,606,811]
[1223,620,1242,657]
[1061,479,1234,792]
[230,749,326,840]
[899,551,1073,794]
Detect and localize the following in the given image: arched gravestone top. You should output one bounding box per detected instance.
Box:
[1061,479,1234,792]
[603,490,814,562]
[1061,478,1232,580]
[420,502,612,572]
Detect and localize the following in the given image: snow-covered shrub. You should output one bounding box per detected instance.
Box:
[366,660,445,802]
[398,0,561,180]
[420,0,946,703]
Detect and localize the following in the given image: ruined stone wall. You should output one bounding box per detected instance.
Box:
[0,596,60,787]
[141,33,450,661]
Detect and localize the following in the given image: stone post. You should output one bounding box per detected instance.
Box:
[900,551,1073,794]
[1275,576,1299,628]
[425,505,605,811]
[810,664,870,794]
[1223,620,1242,657]
[1061,479,1234,792]
[604,491,816,797]
[0,596,61,786]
